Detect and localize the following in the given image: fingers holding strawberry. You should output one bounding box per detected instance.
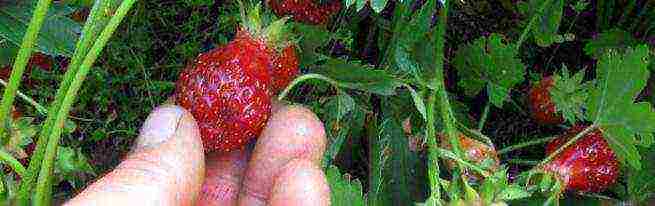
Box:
[197,104,329,206]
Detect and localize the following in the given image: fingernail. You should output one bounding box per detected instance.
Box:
[135,105,186,150]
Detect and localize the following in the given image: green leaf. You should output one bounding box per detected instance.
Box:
[315,58,404,95]
[0,1,81,57]
[0,39,19,66]
[344,0,356,9]
[572,0,589,13]
[355,0,367,12]
[393,0,438,86]
[293,23,330,67]
[453,33,526,107]
[377,116,412,205]
[371,0,389,13]
[627,147,655,204]
[586,45,654,169]
[326,165,366,206]
[584,29,639,59]
[55,146,95,188]
[406,85,427,121]
[497,185,530,201]
[539,173,552,193]
[526,0,564,47]
[550,66,589,124]
[323,93,357,167]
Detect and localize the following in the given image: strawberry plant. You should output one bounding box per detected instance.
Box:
[0,0,654,205]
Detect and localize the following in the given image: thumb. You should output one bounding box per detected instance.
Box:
[66,105,205,206]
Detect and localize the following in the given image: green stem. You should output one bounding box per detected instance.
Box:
[506,159,539,166]
[477,102,490,131]
[455,122,494,148]
[535,124,597,169]
[0,0,53,140]
[425,2,450,205]
[497,136,557,155]
[436,148,489,177]
[0,79,47,115]
[16,0,109,203]
[516,0,554,49]
[277,73,341,101]
[0,149,26,177]
[33,1,137,204]
[425,95,441,205]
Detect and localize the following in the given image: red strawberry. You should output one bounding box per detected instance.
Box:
[268,0,341,25]
[439,133,499,181]
[543,125,619,193]
[270,45,299,93]
[528,76,564,125]
[175,6,291,152]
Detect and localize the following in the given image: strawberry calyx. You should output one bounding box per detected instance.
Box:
[238,2,294,53]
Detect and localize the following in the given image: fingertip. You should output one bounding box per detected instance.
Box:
[269,159,330,206]
[238,105,327,205]
[266,105,327,163]
[135,105,189,150]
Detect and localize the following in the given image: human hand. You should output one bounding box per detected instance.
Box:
[65,103,329,206]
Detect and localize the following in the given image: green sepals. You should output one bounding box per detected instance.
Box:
[550,65,589,124]
[585,45,655,170]
[238,1,293,52]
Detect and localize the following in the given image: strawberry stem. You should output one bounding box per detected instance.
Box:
[455,121,494,148]
[497,135,558,155]
[535,124,599,169]
[436,147,490,178]
[506,159,539,166]
[277,73,342,101]
[477,102,491,131]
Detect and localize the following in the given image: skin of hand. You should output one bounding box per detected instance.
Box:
[66,103,330,206]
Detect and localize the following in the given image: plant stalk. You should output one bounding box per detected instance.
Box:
[32,0,138,204]
[16,0,109,203]
[425,95,441,205]
[0,79,47,115]
[425,1,450,205]
[477,102,490,131]
[535,124,597,169]
[0,0,53,140]
[498,136,557,155]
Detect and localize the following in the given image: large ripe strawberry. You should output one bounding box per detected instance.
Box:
[270,45,299,93]
[268,0,341,25]
[175,6,291,152]
[528,76,564,125]
[439,133,499,181]
[543,125,619,193]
